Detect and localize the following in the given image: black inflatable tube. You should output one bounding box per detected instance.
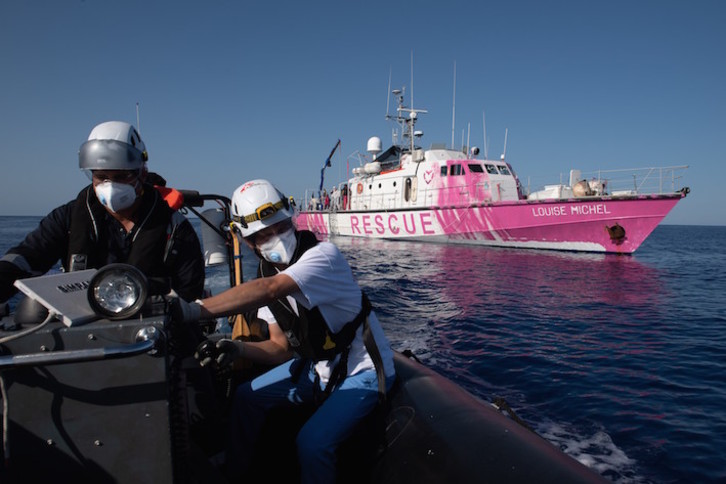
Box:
[371,352,606,483]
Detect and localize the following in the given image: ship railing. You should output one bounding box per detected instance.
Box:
[348,185,492,210]
[301,183,351,212]
[524,165,689,197]
[300,164,689,213]
[302,181,521,212]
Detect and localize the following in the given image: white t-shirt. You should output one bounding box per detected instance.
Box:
[257,241,395,384]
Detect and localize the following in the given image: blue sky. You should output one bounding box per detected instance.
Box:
[1,0,724,225]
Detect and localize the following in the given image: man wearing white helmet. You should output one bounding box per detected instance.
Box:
[0,121,205,303]
[176,179,396,483]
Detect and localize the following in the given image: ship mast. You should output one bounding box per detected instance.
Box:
[389,86,427,156]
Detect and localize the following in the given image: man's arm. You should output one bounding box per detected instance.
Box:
[0,260,31,302]
[0,203,73,302]
[237,321,293,365]
[199,272,299,319]
[5,204,72,272]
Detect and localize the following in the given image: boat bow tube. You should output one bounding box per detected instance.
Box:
[362,352,605,483]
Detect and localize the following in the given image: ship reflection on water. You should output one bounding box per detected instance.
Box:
[335,236,666,361]
[208,234,667,390]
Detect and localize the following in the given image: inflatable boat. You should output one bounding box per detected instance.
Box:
[0,191,605,483]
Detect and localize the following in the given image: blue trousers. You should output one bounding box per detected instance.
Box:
[227,358,393,484]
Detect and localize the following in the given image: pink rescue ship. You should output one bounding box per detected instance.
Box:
[295,89,689,254]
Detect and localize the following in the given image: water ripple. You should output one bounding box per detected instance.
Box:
[327,227,726,483]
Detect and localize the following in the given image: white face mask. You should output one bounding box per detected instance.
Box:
[257,228,297,264]
[94,181,138,213]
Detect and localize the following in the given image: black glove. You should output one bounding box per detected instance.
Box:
[194,338,245,368]
[214,339,245,367]
[170,297,202,323]
[194,339,219,367]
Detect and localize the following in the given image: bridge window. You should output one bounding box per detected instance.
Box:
[468,163,484,173]
[451,164,463,176]
[485,164,498,175]
[498,165,511,175]
[441,166,447,176]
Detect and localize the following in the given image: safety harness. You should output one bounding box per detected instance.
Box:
[258,230,386,403]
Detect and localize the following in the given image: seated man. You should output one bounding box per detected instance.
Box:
[176,179,396,484]
[0,121,205,304]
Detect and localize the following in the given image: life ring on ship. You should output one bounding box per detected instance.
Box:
[356,183,363,194]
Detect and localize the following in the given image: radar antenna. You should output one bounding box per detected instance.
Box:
[483,110,488,159]
[385,67,392,120]
[410,51,414,114]
[451,61,456,149]
[501,128,509,160]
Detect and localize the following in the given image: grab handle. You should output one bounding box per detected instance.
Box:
[0,326,161,370]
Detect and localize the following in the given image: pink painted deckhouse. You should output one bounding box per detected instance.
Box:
[295,89,689,254]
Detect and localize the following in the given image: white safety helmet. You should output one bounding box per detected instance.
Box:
[79,121,148,172]
[231,179,293,238]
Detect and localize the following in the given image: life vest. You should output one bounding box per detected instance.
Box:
[258,230,386,401]
[67,184,176,286]
[258,230,364,361]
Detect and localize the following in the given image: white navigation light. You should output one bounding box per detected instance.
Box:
[87,264,148,320]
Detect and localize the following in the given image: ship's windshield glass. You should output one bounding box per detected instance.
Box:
[451,164,463,176]
[468,164,484,173]
[485,164,498,175]
[498,165,511,175]
[440,166,447,176]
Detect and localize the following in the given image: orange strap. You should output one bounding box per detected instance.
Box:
[154,186,184,210]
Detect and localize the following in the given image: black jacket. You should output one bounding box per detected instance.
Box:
[0,184,205,302]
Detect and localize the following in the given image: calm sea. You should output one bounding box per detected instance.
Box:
[1,216,724,483]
